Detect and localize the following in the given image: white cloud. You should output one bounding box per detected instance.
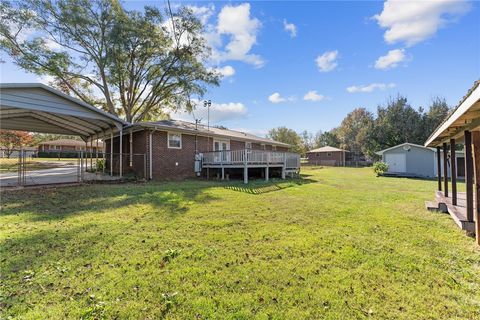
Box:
[216,3,264,67]
[347,83,396,93]
[303,90,325,102]
[187,4,215,25]
[283,19,297,38]
[373,0,470,46]
[268,92,286,103]
[316,50,338,72]
[374,49,407,70]
[214,65,236,78]
[171,100,247,123]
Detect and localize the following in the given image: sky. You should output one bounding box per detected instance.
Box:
[1,0,479,137]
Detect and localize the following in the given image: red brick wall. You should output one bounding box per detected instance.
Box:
[229,140,245,150]
[306,151,344,166]
[150,131,211,180]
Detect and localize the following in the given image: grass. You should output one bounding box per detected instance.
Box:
[1,167,479,319]
[0,158,76,173]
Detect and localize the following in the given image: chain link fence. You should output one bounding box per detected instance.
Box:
[0,149,146,187]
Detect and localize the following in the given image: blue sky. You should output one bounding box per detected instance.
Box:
[1,1,479,137]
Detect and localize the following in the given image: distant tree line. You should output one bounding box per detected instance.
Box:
[267,96,451,159]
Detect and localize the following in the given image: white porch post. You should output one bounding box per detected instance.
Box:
[95,138,99,173]
[119,129,123,178]
[281,153,286,179]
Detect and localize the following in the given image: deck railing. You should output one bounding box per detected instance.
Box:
[201,149,301,169]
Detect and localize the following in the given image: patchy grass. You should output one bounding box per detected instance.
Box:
[1,167,479,319]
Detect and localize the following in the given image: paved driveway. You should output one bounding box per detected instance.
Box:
[0,166,80,186]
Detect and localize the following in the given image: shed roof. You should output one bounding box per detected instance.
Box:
[129,119,291,147]
[376,143,434,155]
[0,83,126,140]
[307,146,347,153]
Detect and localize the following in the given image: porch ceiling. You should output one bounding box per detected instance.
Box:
[0,83,127,140]
[425,81,480,147]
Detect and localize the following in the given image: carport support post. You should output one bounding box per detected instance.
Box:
[90,139,93,171]
[450,139,457,205]
[471,131,480,244]
[119,129,123,178]
[465,130,474,222]
[436,146,442,191]
[110,131,113,176]
[443,142,448,197]
[95,139,99,173]
[129,130,133,167]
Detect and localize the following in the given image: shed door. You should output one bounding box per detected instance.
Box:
[385,153,406,173]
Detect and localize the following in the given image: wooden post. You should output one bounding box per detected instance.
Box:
[443,142,448,197]
[450,139,457,205]
[265,166,269,181]
[465,131,474,222]
[436,146,442,191]
[221,167,225,180]
[471,131,480,244]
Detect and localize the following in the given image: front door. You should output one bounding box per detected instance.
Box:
[213,140,229,162]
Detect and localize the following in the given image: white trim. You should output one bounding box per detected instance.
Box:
[376,142,435,156]
[167,132,182,149]
[213,139,230,151]
[245,141,252,149]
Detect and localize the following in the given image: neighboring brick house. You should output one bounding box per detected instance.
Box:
[38,139,104,153]
[306,146,348,166]
[105,120,292,180]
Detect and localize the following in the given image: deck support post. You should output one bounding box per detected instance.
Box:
[265,166,269,181]
[436,146,442,191]
[443,142,448,197]
[243,149,248,184]
[221,167,225,180]
[471,131,480,244]
[450,139,457,205]
[281,153,286,179]
[465,130,474,222]
[119,128,123,178]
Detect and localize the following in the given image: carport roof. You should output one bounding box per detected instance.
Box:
[0,83,127,140]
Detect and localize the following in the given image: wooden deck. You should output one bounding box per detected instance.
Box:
[200,149,301,183]
[425,191,476,232]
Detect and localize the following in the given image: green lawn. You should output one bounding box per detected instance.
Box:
[1,167,479,319]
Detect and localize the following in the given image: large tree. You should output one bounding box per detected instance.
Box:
[421,97,451,142]
[336,107,374,154]
[267,127,304,154]
[0,0,219,122]
[313,130,340,149]
[0,130,33,158]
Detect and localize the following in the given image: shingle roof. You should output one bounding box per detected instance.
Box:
[129,119,291,147]
[39,139,104,147]
[307,146,348,153]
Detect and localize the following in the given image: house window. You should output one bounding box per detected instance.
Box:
[245,142,252,149]
[50,145,60,150]
[168,132,182,149]
[261,144,266,150]
[327,152,332,157]
[272,145,277,151]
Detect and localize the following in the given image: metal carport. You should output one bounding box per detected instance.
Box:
[0,83,128,184]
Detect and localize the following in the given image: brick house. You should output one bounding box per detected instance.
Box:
[306,146,348,166]
[38,139,104,153]
[105,120,297,181]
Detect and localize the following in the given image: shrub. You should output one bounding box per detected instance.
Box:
[373,162,388,176]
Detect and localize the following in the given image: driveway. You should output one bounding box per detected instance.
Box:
[0,166,80,186]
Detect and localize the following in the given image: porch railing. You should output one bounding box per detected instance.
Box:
[201,149,301,169]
